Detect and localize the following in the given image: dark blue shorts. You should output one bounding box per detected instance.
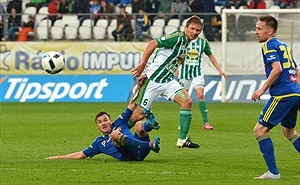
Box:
[258,95,300,129]
[117,133,151,161]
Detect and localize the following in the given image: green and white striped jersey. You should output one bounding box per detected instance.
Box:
[179,37,212,80]
[145,31,189,83]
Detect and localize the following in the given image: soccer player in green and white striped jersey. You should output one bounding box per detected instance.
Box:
[131,15,202,148]
[178,36,227,130]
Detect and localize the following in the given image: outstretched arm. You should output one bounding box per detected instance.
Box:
[132,39,158,77]
[208,54,227,80]
[45,151,87,160]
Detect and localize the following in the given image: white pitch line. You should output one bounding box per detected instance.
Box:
[0,168,242,176]
[2,168,300,178]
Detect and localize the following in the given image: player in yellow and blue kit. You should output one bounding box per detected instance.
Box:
[252,15,300,180]
[46,75,160,161]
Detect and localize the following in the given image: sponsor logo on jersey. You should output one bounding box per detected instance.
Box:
[186,49,199,58]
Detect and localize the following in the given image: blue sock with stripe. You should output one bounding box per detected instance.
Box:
[142,120,153,132]
[257,135,279,174]
[289,133,300,153]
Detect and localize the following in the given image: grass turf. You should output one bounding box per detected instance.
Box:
[0,102,299,185]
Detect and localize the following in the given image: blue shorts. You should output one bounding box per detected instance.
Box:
[258,95,300,129]
[117,133,150,161]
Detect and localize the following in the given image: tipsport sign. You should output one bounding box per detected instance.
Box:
[1,74,270,103]
[0,75,134,102]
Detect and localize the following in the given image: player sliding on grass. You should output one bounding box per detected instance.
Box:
[130,15,202,149]
[46,75,160,161]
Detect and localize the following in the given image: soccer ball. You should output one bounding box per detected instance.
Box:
[42,51,65,74]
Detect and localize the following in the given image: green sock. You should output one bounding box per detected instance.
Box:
[179,109,192,139]
[127,121,135,129]
[199,101,208,125]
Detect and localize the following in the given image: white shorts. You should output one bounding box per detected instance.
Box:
[180,75,205,90]
[133,78,184,108]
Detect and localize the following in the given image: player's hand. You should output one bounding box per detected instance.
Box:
[220,71,228,80]
[252,89,264,102]
[137,74,147,86]
[132,63,146,77]
[174,69,179,76]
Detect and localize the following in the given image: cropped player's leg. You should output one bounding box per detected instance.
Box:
[111,123,160,153]
[128,107,144,129]
[195,87,213,130]
[142,108,160,130]
[129,108,160,131]
[134,121,160,152]
[281,108,300,153]
[192,76,213,130]
[135,121,148,137]
[290,133,300,152]
[129,78,159,128]
[254,123,280,179]
[284,130,300,153]
[174,90,199,149]
[119,134,160,153]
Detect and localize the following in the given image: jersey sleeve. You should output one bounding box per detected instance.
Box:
[112,108,133,127]
[263,41,280,64]
[82,139,102,158]
[203,40,213,56]
[156,31,184,48]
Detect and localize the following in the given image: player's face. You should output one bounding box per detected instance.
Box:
[96,114,112,134]
[255,21,270,43]
[185,23,201,41]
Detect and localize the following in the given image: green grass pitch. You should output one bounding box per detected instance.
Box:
[1,102,299,184]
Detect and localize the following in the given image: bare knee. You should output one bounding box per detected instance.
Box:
[135,121,148,138]
[253,123,270,138]
[135,121,143,132]
[177,96,192,109]
[182,97,192,109]
[282,127,297,140]
[197,94,204,101]
[174,90,192,110]
[195,88,204,100]
[196,91,204,100]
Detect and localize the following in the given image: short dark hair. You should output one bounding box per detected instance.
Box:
[259,15,278,33]
[95,112,110,123]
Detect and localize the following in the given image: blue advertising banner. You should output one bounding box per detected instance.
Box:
[0,75,134,102]
[1,74,270,103]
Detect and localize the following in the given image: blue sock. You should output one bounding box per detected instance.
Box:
[120,135,150,150]
[142,120,153,132]
[257,135,279,174]
[289,133,300,153]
